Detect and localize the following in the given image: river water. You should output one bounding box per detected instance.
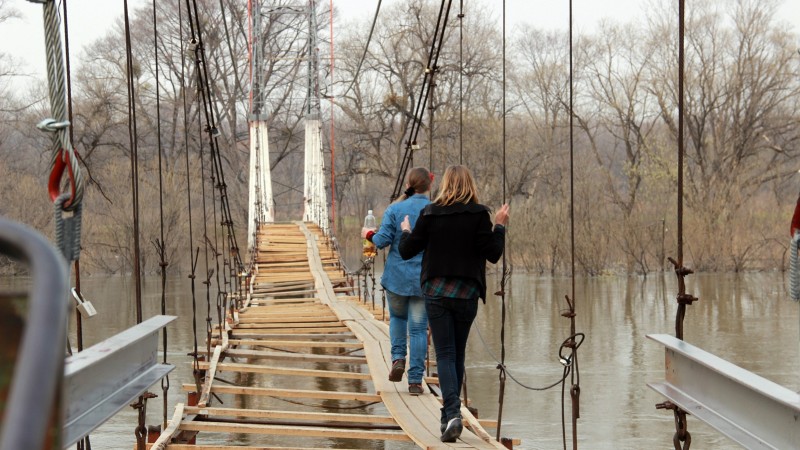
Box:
[4,272,798,449]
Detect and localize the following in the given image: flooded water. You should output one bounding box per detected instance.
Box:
[3,272,798,449]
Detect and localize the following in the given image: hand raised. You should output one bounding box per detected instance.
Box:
[400,215,412,232]
[495,203,510,226]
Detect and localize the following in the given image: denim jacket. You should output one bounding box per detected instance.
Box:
[371,194,430,297]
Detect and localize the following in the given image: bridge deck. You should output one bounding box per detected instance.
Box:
[151,222,505,450]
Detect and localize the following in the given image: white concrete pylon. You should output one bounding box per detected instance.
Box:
[303,117,327,229]
[248,120,273,251]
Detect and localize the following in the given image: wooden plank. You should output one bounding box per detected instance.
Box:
[177,421,411,441]
[183,406,396,425]
[213,348,366,364]
[238,316,340,324]
[242,304,327,312]
[300,222,506,449]
[234,325,350,333]
[251,279,315,288]
[477,419,498,429]
[224,339,363,349]
[180,384,381,402]
[148,446,352,450]
[257,289,319,297]
[234,322,345,330]
[249,298,320,305]
[197,362,371,380]
[231,332,357,340]
[238,312,336,320]
[150,403,185,450]
[198,345,223,407]
[251,284,315,293]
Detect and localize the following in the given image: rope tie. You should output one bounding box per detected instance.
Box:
[53,193,82,262]
[788,232,800,301]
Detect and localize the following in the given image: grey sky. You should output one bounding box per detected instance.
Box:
[3,0,799,89]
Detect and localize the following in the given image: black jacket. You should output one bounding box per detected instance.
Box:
[398,202,505,300]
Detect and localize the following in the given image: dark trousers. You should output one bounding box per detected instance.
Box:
[425,296,478,424]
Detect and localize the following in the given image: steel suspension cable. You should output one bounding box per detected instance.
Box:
[123,0,143,326]
[151,0,171,430]
[194,105,213,358]
[458,0,463,165]
[677,0,685,281]
[187,0,243,273]
[390,0,452,200]
[495,0,508,442]
[179,0,201,393]
[62,4,92,449]
[62,0,85,356]
[340,0,382,99]
[189,0,233,337]
[659,1,695,449]
[329,0,337,235]
[567,2,580,449]
[123,2,148,448]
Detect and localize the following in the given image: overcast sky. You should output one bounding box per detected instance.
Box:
[3,0,799,90]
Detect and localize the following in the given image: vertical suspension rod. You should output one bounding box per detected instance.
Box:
[495,0,508,442]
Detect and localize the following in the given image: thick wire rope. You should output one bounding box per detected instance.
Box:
[340,0,382,99]
[38,0,85,211]
[151,0,171,430]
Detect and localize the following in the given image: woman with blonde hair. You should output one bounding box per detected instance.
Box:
[363,167,432,395]
[399,165,509,442]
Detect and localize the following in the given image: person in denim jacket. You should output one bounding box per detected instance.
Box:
[363,167,432,396]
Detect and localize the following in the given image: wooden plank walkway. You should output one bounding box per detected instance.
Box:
[153,222,506,450]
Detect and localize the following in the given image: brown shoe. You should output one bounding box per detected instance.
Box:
[408,383,424,395]
[388,359,405,382]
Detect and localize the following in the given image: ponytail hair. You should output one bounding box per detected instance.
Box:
[395,167,431,203]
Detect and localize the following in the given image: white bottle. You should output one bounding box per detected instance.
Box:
[362,210,377,259]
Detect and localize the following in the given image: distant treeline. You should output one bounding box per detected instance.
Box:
[0,0,798,275]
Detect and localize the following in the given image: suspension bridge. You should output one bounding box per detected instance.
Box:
[2,0,800,449]
[147,221,508,449]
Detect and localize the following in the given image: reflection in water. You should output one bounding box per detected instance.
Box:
[2,272,796,449]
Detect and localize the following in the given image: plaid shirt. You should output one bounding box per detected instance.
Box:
[423,276,480,300]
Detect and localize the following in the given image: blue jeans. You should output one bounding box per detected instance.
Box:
[385,290,428,384]
[425,296,478,424]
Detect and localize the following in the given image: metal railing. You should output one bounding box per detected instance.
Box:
[0,218,68,450]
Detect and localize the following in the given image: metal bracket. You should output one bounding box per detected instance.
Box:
[63,315,176,446]
[647,334,800,449]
